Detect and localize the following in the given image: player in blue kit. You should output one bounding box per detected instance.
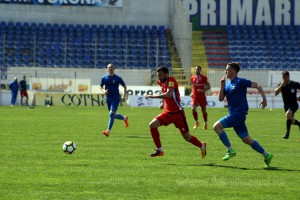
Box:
[100,63,128,137]
[213,62,273,168]
[9,77,19,106]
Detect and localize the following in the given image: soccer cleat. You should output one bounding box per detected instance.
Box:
[193,122,199,129]
[200,142,207,158]
[223,149,236,161]
[203,123,208,130]
[282,132,289,139]
[102,130,110,137]
[264,153,273,168]
[150,149,164,157]
[124,116,129,127]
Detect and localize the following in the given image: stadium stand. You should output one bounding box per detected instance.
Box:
[2,21,298,72]
[202,30,231,68]
[227,25,300,70]
[0,21,171,69]
[197,26,300,71]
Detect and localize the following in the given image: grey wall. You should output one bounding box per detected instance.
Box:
[0,0,171,27]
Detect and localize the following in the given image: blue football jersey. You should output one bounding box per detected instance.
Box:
[224,77,251,114]
[100,74,126,99]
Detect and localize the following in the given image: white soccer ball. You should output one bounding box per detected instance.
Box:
[63,141,76,155]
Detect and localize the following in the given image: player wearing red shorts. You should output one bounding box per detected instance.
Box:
[19,75,29,106]
[190,66,211,130]
[145,66,207,158]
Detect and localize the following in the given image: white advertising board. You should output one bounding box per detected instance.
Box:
[30,78,91,93]
[91,85,185,96]
[128,95,224,108]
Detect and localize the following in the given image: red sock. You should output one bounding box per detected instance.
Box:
[189,135,203,148]
[193,112,198,121]
[203,112,207,123]
[150,128,161,148]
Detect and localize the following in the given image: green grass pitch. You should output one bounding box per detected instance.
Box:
[0,106,299,199]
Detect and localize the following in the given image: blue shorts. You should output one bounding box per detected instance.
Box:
[106,98,120,112]
[219,113,249,139]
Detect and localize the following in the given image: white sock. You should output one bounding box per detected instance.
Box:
[263,151,268,157]
[158,147,163,152]
[227,146,233,151]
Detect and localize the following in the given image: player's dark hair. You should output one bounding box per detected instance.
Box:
[227,62,240,73]
[157,66,169,74]
[282,70,289,76]
[196,66,201,69]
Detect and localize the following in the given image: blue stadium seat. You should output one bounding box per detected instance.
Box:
[0,21,173,69]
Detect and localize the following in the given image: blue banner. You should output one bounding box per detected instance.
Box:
[183,0,300,29]
[0,0,123,7]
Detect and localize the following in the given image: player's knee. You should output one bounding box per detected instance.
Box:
[242,136,253,145]
[182,132,191,141]
[213,122,222,132]
[286,113,293,119]
[149,123,154,128]
[109,111,116,118]
[149,119,159,128]
[149,123,159,129]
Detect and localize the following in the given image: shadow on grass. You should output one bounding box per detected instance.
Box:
[164,163,300,172]
[126,135,151,139]
[73,164,90,167]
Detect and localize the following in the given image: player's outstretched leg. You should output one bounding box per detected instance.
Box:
[102,130,110,137]
[150,149,164,157]
[294,119,300,130]
[202,111,208,130]
[114,113,128,127]
[283,132,289,139]
[264,153,273,169]
[283,119,292,139]
[200,142,207,158]
[217,131,235,160]
[223,149,236,161]
[150,127,164,157]
[193,121,199,129]
[124,116,129,127]
[102,111,115,137]
[192,110,199,129]
[184,133,207,158]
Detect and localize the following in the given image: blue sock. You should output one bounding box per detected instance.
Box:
[108,112,115,130]
[251,140,265,154]
[219,131,231,148]
[115,113,124,120]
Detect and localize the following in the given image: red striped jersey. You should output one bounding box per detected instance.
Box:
[158,77,182,113]
[190,75,209,98]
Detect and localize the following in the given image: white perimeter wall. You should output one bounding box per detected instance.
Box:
[4,67,300,88]
[4,67,152,86]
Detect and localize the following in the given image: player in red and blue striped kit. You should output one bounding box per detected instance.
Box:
[145,66,207,158]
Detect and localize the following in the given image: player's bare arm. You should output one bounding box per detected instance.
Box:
[100,86,108,94]
[274,81,287,96]
[145,88,174,99]
[205,83,211,92]
[218,77,226,101]
[122,85,127,102]
[251,81,267,109]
